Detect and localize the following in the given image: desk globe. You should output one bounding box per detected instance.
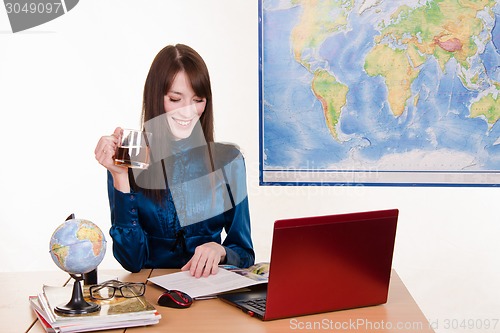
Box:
[49,216,106,314]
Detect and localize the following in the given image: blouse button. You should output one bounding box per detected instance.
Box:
[131,220,137,226]
[131,208,136,213]
[130,195,135,200]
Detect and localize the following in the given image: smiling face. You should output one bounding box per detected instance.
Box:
[163,71,207,140]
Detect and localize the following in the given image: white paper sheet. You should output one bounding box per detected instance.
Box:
[148,268,267,299]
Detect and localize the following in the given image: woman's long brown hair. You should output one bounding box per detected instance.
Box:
[141,44,214,141]
[135,44,215,202]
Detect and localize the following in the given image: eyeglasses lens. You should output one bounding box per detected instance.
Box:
[121,284,146,297]
[92,285,115,300]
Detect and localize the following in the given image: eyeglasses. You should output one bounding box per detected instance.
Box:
[89,280,146,300]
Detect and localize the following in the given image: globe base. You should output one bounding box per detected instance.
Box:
[55,301,100,315]
[54,274,101,315]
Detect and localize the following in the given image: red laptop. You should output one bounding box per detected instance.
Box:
[218,209,399,320]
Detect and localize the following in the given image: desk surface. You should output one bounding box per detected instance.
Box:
[3,269,434,333]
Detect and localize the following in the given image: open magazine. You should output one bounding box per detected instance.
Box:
[148,263,270,300]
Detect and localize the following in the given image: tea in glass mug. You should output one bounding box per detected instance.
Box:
[114,129,152,169]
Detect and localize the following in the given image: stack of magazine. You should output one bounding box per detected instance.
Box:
[29,283,161,333]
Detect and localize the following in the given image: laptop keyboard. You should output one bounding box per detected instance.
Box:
[242,298,267,312]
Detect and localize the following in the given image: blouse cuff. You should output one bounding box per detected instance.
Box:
[112,188,140,228]
[223,246,240,267]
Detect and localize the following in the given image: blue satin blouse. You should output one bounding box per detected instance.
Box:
[107,142,255,273]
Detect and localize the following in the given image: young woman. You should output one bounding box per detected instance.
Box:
[95,44,254,277]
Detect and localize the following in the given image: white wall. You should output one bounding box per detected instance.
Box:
[1,1,499,332]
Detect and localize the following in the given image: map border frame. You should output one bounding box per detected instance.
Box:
[258,0,500,188]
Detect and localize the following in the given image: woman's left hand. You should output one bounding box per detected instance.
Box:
[181,242,226,278]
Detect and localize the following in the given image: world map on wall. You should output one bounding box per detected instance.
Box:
[259,0,500,186]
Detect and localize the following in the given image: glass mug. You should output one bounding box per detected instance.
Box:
[114,129,152,169]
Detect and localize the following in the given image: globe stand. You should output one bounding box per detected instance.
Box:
[54,273,100,315]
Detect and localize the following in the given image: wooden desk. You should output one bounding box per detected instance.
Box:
[12,269,434,333]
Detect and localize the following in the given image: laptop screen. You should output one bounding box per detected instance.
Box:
[264,209,399,320]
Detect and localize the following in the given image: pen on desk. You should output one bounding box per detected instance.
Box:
[194,295,217,300]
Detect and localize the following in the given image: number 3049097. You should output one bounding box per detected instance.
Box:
[443,318,499,330]
[5,2,63,14]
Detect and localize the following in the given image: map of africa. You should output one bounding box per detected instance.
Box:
[259,0,500,186]
[50,219,106,274]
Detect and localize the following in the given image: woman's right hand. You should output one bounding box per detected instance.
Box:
[95,127,122,172]
[95,127,131,192]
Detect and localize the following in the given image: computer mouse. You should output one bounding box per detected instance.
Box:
[157,290,193,309]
